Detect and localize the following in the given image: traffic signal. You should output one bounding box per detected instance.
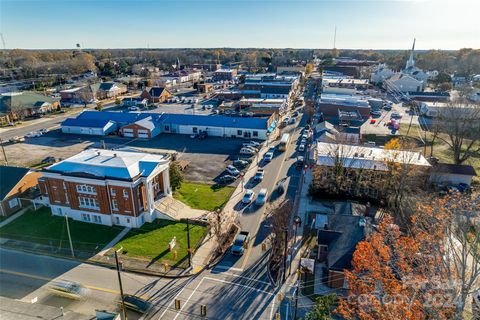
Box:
[175,299,181,310]
[200,305,206,317]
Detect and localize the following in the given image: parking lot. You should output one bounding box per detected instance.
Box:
[2,130,258,185]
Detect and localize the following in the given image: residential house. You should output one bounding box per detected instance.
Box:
[316,202,372,289]
[39,148,171,228]
[140,87,172,103]
[0,166,41,216]
[97,82,127,100]
[0,92,60,123]
[60,85,97,106]
[429,163,477,186]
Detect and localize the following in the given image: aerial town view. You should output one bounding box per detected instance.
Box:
[0,0,479,319]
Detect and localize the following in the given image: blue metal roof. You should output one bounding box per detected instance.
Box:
[77,110,149,124]
[62,118,113,128]
[161,114,269,130]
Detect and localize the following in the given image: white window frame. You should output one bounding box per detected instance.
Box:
[81,213,91,222]
[123,189,129,198]
[112,199,119,211]
[8,198,19,208]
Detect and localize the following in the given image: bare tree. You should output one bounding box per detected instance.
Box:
[414,194,480,319]
[436,95,480,165]
[208,209,237,252]
[269,200,293,268]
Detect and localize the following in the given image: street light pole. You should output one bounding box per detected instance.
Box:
[115,250,127,320]
[186,218,192,268]
[293,268,300,320]
[282,228,288,283]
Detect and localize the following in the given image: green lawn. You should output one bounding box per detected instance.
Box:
[173,182,235,211]
[114,219,207,267]
[0,207,124,253]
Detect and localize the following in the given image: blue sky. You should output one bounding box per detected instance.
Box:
[1,0,479,49]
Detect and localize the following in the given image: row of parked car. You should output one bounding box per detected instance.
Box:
[8,128,48,143]
[218,141,263,184]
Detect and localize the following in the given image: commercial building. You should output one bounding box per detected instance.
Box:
[321,76,370,95]
[317,94,371,119]
[213,68,238,81]
[39,148,171,228]
[238,98,287,115]
[61,111,277,140]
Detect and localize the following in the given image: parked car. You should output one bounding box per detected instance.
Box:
[296,156,305,168]
[242,189,255,204]
[289,118,296,124]
[268,146,276,153]
[254,169,265,181]
[39,128,48,134]
[41,156,56,164]
[298,144,305,152]
[263,152,274,162]
[219,175,237,184]
[226,165,240,176]
[49,280,86,300]
[275,179,286,195]
[248,141,261,147]
[231,231,250,255]
[242,144,258,152]
[25,131,41,138]
[240,147,256,155]
[233,159,249,168]
[292,111,299,117]
[9,136,25,143]
[391,112,402,119]
[370,110,382,118]
[255,188,268,206]
[122,294,152,314]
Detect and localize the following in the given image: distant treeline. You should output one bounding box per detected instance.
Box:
[1,48,479,81]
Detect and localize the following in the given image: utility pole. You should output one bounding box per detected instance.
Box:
[293,268,301,320]
[186,218,192,268]
[64,215,74,258]
[115,250,127,320]
[282,228,288,283]
[0,139,8,165]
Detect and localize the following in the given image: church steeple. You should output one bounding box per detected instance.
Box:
[406,38,416,69]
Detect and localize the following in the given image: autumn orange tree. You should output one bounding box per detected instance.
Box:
[336,193,480,320]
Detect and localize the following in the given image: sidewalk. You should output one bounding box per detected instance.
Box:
[96,227,130,256]
[0,207,31,228]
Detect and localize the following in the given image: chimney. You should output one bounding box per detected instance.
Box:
[97,151,100,156]
[113,153,117,157]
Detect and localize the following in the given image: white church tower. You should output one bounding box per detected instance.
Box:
[405,38,416,70]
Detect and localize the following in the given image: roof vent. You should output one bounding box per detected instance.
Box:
[97,151,101,156]
[113,153,117,157]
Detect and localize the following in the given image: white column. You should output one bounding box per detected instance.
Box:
[163,169,172,196]
[144,179,155,213]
